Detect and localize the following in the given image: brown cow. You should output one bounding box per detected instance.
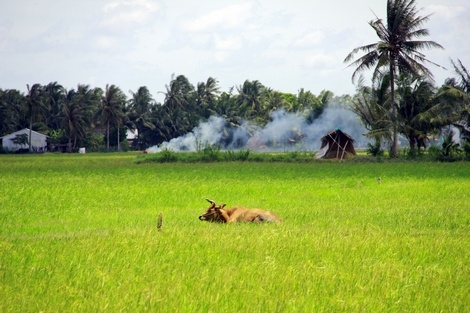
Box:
[198,199,282,223]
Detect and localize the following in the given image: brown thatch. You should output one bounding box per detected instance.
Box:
[315,129,356,160]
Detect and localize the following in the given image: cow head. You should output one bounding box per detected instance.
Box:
[199,199,227,223]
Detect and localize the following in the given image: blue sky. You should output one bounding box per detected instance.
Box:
[1,0,468,103]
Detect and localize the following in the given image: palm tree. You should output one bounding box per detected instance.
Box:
[99,84,127,151]
[211,88,243,128]
[162,75,188,111]
[396,74,436,151]
[159,75,198,140]
[450,59,470,137]
[237,80,265,121]
[25,84,48,151]
[296,88,320,118]
[44,82,65,131]
[128,86,156,150]
[344,0,443,157]
[195,77,220,118]
[0,89,24,136]
[432,82,470,142]
[451,59,470,95]
[60,85,99,152]
[351,74,393,145]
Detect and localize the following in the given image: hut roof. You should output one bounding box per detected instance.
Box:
[321,129,355,143]
[316,129,357,160]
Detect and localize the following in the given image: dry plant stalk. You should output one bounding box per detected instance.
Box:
[157,211,163,231]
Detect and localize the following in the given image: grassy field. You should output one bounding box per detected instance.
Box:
[0,153,469,312]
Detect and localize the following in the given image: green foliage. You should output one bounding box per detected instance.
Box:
[366,140,384,157]
[82,132,105,152]
[119,139,130,152]
[155,148,178,163]
[440,132,462,157]
[48,129,68,146]
[426,133,465,162]
[0,154,469,312]
[135,150,320,164]
[463,141,470,159]
[200,143,222,161]
[225,149,250,161]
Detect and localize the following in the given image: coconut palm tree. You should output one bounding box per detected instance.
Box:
[351,74,393,146]
[449,59,470,137]
[195,77,220,118]
[395,74,436,151]
[44,82,65,131]
[128,86,156,150]
[344,0,444,157]
[0,89,24,136]
[237,80,265,121]
[451,59,470,95]
[99,84,127,151]
[162,75,189,111]
[211,89,243,128]
[60,85,99,152]
[25,83,48,151]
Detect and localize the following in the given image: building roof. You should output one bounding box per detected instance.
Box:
[0,128,47,139]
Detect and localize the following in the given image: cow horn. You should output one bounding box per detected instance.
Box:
[206,198,215,204]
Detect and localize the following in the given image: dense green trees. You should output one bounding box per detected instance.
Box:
[0,75,334,152]
[61,85,101,152]
[0,66,468,155]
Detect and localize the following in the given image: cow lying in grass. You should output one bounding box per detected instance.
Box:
[198,199,282,223]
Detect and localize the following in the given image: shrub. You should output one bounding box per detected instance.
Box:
[366,141,384,157]
[462,141,470,160]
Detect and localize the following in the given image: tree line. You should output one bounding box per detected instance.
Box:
[0,76,334,152]
[1,64,468,155]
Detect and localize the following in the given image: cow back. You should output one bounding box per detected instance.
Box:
[227,207,282,223]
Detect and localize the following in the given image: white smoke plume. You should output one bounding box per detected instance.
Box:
[147,116,227,153]
[146,106,369,153]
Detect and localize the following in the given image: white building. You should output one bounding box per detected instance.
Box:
[0,128,47,152]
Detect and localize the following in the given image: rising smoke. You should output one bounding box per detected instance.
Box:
[146,105,369,153]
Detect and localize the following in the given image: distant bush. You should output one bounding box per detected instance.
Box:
[366,141,384,158]
[462,141,470,160]
[135,149,318,164]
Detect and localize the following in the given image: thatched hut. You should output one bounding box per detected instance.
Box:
[315,129,356,160]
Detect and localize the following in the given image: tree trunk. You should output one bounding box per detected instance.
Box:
[390,61,398,158]
[29,116,33,152]
[117,123,120,152]
[106,119,110,151]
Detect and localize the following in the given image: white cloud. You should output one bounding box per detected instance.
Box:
[214,35,242,51]
[294,31,325,48]
[425,4,467,19]
[94,36,119,50]
[182,2,255,33]
[100,0,159,30]
[303,54,336,70]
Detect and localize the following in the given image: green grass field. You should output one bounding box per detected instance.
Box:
[1,153,469,312]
